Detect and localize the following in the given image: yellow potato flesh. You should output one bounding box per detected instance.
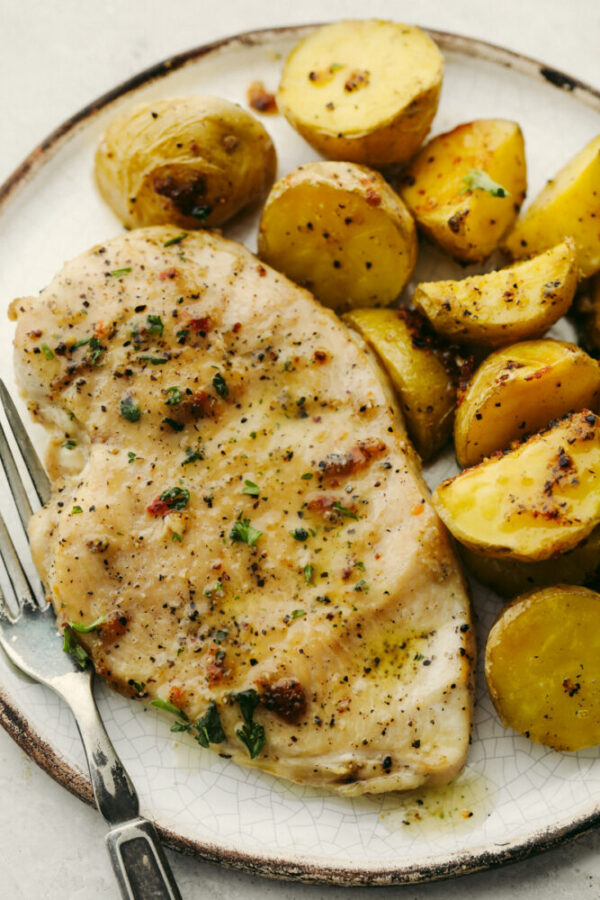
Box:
[485,586,600,751]
[461,525,600,598]
[413,240,577,346]
[434,410,600,561]
[344,308,454,459]
[455,339,600,467]
[258,163,417,311]
[503,135,600,278]
[400,119,527,262]
[278,20,443,165]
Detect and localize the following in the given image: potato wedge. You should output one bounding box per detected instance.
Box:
[413,239,577,347]
[343,308,455,459]
[399,119,527,262]
[257,161,417,311]
[485,585,600,751]
[433,410,600,562]
[503,135,600,278]
[461,525,600,598]
[95,97,277,229]
[278,20,443,167]
[454,339,600,467]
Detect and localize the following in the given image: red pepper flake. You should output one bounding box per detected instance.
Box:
[169,685,186,706]
[188,316,212,333]
[257,265,267,277]
[365,187,381,207]
[247,80,278,114]
[159,268,178,281]
[147,498,171,517]
[232,322,242,333]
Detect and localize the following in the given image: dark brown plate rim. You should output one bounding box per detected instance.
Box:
[1,23,599,886]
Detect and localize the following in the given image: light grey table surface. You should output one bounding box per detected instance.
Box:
[0,1,599,898]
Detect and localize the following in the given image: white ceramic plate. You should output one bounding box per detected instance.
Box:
[1,24,599,886]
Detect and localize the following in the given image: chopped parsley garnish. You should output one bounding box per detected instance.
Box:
[72,336,91,349]
[461,169,509,198]
[176,328,189,344]
[63,625,90,668]
[151,698,188,719]
[290,609,306,620]
[242,479,260,497]
[181,447,203,466]
[162,417,184,432]
[63,439,77,450]
[191,205,212,222]
[146,314,164,337]
[130,680,146,696]
[127,451,137,463]
[67,615,106,633]
[120,396,141,422]
[138,355,169,365]
[41,343,54,360]
[332,501,358,520]
[212,372,229,398]
[301,472,313,480]
[89,335,103,365]
[159,487,190,511]
[71,506,83,515]
[172,532,183,542]
[163,233,188,247]
[231,689,265,759]
[195,701,226,747]
[355,560,366,571]
[354,579,369,593]
[109,267,132,277]
[165,386,182,405]
[230,517,263,546]
[304,563,314,584]
[291,528,309,541]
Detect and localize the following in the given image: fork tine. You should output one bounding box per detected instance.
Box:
[0,380,51,509]
[0,514,42,610]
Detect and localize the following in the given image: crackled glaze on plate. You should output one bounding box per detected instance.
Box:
[0,25,599,885]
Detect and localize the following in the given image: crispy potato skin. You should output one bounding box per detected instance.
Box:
[454,339,600,467]
[400,119,526,262]
[278,20,443,166]
[95,97,277,229]
[344,307,455,459]
[503,135,600,279]
[434,410,600,562]
[413,239,577,347]
[257,161,417,311]
[485,585,600,751]
[461,526,600,598]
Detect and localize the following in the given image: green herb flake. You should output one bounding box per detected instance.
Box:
[230,517,263,546]
[62,625,90,668]
[301,472,313,480]
[242,479,260,497]
[354,579,370,593]
[89,335,104,365]
[63,439,77,450]
[461,169,510,198]
[332,501,358,520]
[303,563,314,584]
[138,355,169,365]
[162,417,184,432]
[250,431,257,440]
[165,386,182,405]
[163,233,188,248]
[231,690,265,759]
[159,486,190,511]
[172,532,183,543]
[355,560,366,571]
[71,506,83,515]
[151,698,189,720]
[212,372,229,399]
[41,343,54,360]
[146,314,164,337]
[67,615,106,634]
[73,336,91,349]
[195,701,226,747]
[182,447,203,466]
[120,396,141,423]
[290,609,306,620]
[109,267,132,277]
[291,527,309,541]
[130,680,146,695]
[127,451,137,463]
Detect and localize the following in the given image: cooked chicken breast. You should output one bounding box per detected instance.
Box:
[11,227,473,794]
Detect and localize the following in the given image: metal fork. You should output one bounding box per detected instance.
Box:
[0,380,182,900]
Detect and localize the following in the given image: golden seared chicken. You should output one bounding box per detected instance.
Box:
[11,227,473,795]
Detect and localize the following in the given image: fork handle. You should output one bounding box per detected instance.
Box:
[106,818,182,900]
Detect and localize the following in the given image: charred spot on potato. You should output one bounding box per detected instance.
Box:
[153,173,209,218]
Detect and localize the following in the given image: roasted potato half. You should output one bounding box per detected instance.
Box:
[503,135,600,279]
[257,161,417,312]
[278,20,443,166]
[399,119,527,263]
[95,96,277,229]
[343,308,455,459]
[413,239,577,347]
[433,410,600,562]
[485,585,600,751]
[461,525,600,598]
[454,339,600,467]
